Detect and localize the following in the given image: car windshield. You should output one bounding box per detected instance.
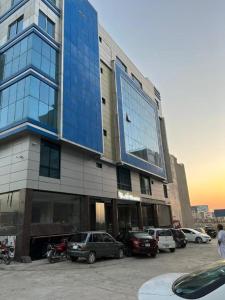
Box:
[173,261,225,299]
[158,230,172,236]
[132,232,151,239]
[70,233,88,243]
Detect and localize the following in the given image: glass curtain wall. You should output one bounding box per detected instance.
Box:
[0,75,57,130]
[0,33,57,82]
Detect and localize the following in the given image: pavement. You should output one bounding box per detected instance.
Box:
[0,239,220,300]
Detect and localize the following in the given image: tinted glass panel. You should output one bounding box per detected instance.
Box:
[39,139,60,179]
[117,166,132,191]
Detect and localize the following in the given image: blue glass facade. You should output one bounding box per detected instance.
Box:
[0,75,57,131]
[0,33,57,83]
[63,0,103,153]
[115,63,166,179]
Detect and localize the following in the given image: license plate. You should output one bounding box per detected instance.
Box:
[164,244,169,248]
[145,243,150,247]
[73,245,78,250]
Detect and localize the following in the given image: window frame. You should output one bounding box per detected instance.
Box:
[38,10,55,39]
[163,184,168,198]
[117,166,132,191]
[140,174,152,195]
[8,15,24,40]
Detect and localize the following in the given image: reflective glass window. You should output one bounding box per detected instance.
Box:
[0,33,57,82]
[38,11,55,39]
[8,16,23,40]
[0,75,57,130]
[121,77,163,167]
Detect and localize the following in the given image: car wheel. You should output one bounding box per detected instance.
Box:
[70,256,78,262]
[87,251,96,264]
[150,251,157,258]
[170,248,175,253]
[116,248,124,259]
[175,242,179,248]
[125,247,132,257]
[195,237,203,244]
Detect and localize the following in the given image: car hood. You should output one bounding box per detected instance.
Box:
[138,273,186,296]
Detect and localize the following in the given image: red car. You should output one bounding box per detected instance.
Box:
[117,231,158,258]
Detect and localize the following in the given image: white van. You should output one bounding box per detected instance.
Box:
[145,228,176,252]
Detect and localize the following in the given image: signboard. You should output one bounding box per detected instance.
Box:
[118,191,140,202]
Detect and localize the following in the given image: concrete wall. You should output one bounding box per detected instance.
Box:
[100,61,116,161]
[0,134,169,203]
[0,135,31,193]
[169,155,194,227]
[168,155,183,224]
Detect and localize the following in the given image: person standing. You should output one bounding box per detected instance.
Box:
[217,224,225,259]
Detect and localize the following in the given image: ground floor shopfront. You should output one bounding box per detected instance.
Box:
[0,189,172,259]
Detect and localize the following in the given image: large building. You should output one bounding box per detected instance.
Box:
[169,155,193,227]
[0,0,173,258]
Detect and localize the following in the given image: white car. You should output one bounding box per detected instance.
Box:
[145,228,176,252]
[181,228,211,243]
[138,260,225,300]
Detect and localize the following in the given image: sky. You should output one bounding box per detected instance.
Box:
[89,0,225,210]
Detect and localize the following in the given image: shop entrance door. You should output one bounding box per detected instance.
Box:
[118,203,139,232]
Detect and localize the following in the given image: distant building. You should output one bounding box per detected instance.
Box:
[191,205,209,213]
[214,209,225,218]
[191,205,210,220]
[169,155,194,227]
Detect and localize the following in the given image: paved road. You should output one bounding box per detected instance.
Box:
[0,240,220,300]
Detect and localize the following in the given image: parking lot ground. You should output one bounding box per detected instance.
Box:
[0,240,221,300]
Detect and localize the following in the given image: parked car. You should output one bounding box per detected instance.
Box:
[171,229,187,248]
[138,260,225,300]
[116,231,158,257]
[205,226,217,238]
[195,227,207,234]
[145,228,176,252]
[181,228,211,243]
[67,232,124,264]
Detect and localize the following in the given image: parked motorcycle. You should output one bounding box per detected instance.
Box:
[0,244,14,265]
[46,239,68,263]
